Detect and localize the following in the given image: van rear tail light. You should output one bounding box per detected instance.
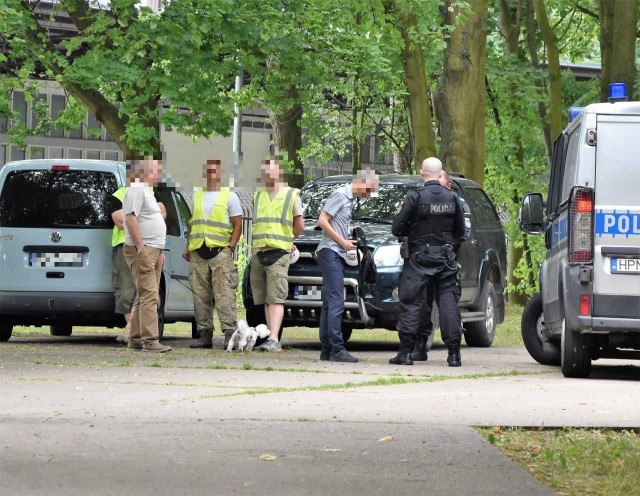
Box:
[568,187,594,264]
[51,165,70,171]
[579,294,591,316]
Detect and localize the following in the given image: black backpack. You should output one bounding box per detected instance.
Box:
[352,226,377,297]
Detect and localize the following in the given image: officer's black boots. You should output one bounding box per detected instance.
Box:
[190,329,213,349]
[411,337,428,361]
[389,352,414,365]
[447,349,462,367]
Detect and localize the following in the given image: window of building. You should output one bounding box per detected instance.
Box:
[49,147,64,159]
[10,145,25,162]
[86,150,101,160]
[29,146,45,159]
[104,150,119,161]
[87,112,102,140]
[30,93,48,130]
[50,94,66,138]
[68,149,82,159]
[13,91,27,126]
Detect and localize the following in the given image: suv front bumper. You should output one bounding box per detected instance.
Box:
[286,276,376,326]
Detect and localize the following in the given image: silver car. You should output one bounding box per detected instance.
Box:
[0,159,195,341]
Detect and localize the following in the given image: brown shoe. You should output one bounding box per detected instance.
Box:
[143,343,172,353]
[128,340,143,351]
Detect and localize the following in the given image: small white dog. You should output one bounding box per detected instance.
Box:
[227,320,271,352]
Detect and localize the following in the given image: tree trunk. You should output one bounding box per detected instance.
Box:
[533,0,562,142]
[599,0,638,101]
[399,11,436,172]
[525,0,552,164]
[269,100,303,176]
[435,0,489,184]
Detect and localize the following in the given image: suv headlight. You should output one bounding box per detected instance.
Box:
[374,244,403,267]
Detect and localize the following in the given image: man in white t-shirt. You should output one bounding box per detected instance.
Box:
[183,160,243,349]
[123,157,171,353]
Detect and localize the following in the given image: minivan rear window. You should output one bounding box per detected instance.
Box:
[0,169,118,228]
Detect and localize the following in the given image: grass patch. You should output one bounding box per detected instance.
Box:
[9,302,525,348]
[203,369,548,399]
[479,427,640,496]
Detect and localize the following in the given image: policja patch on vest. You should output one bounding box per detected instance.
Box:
[430,203,455,214]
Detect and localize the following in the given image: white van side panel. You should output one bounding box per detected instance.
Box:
[593,116,640,297]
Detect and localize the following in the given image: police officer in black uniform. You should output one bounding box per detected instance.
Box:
[390,157,467,366]
[411,170,471,362]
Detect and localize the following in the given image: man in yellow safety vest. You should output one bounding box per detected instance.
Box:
[250,157,304,352]
[183,159,242,349]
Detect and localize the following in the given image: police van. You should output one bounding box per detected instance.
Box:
[519,83,640,378]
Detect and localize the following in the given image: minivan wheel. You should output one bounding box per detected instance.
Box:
[0,323,13,342]
[521,292,560,366]
[561,319,592,378]
[464,282,497,347]
[50,324,72,337]
[342,327,353,343]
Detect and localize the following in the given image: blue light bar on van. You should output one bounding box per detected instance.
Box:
[568,107,583,122]
[608,82,628,103]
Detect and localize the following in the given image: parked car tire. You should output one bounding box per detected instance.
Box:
[561,319,592,378]
[50,324,72,337]
[464,281,497,347]
[0,322,13,342]
[521,292,560,366]
[342,326,353,343]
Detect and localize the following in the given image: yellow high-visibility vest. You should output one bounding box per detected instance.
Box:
[111,186,155,247]
[188,188,234,250]
[111,187,126,247]
[252,187,298,251]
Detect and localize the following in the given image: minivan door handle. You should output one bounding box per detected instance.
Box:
[46,272,65,279]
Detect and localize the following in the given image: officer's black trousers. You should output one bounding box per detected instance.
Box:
[396,254,462,353]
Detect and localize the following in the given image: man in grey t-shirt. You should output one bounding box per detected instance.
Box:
[123,158,171,353]
[316,170,378,363]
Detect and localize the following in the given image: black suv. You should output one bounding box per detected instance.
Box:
[243,174,507,348]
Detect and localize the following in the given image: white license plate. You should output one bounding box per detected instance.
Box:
[293,285,347,300]
[611,258,640,274]
[294,285,323,300]
[29,252,83,268]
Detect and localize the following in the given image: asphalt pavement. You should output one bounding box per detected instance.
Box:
[2,333,638,495]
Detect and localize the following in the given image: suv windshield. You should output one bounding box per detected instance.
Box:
[302,182,419,222]
[0,169,118,228]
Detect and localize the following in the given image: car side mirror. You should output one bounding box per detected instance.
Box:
[519,193,545,234]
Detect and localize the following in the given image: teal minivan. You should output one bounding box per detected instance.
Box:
[0,159,195,341]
